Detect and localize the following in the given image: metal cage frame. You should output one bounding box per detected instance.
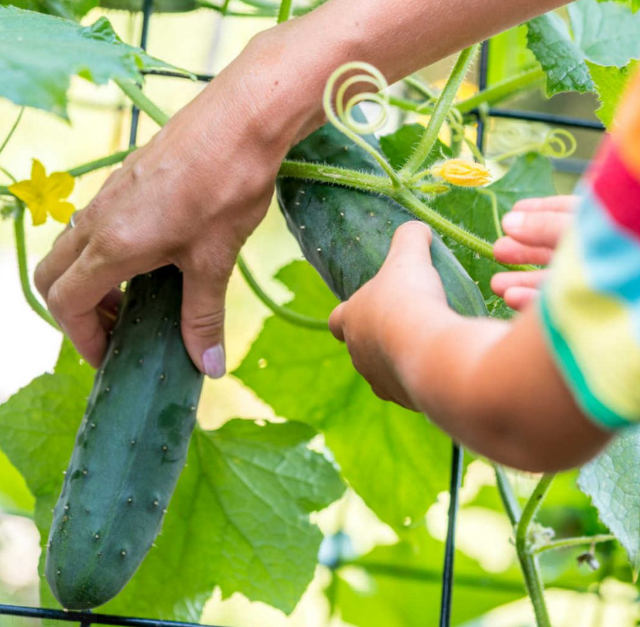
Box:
[0,4,605,627]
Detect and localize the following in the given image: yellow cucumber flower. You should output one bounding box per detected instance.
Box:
[9,159,75,226]
[431,159,492,188]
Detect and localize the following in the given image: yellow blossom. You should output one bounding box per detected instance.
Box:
[431,159,492,188]
[8,159,75,226]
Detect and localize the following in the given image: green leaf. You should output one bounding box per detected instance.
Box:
[0,339,343,618]
[527,0,640,97]
[568,0,640,67]
[234,261,454,530]
[488,26,539,86]
[0,7,179,118]
[587,60,639,128]
[334,525,525,627]
[0,449,35,516]
[578,429,640,573]
[0,337,93,502]
[0,0,98,19]
[103,420,345,617]
[526,13,594,96]
[380,124,450,171]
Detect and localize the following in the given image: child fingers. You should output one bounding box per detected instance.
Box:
[491,270,548,296]
[329,303,346,341]
[503,286,539,311]
[501,210,573,248]
[387,221,433,265]
[512,195,578,214]
[493,237,554,266]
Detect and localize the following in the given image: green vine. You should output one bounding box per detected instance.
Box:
[0,107,24,158]
[399,45,478,177]
[13,203,59,330]
[237,254,329,330]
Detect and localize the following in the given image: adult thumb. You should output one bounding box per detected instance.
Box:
[180,265,229,378]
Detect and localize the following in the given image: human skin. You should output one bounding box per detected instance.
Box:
[34,0,569,377]
[492,195,576,310]
[328,216,610,473]
[329,194,610,472]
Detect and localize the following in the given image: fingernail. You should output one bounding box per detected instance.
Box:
[502,212,524,232]
[202,344,226,379]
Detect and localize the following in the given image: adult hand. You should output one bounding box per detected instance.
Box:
[491,195,576,310]
[34,35,302,377]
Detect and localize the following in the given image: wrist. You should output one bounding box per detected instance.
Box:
[226,13,364,151]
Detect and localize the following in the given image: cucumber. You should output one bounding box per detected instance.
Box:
[99,0,197,12]
[46,266,203,610]
[277,116,488,317]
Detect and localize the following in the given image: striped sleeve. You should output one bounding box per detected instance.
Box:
[539,72,640,430]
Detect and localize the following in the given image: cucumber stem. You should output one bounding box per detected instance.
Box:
[276,0,292,22]
[237,253,330,330]
[400,46,478,177]
[514,473,555,627]
[114,79,170,127]
[0,107,24,158]
[456,68,546,115]
[13,203,60,330]
[534,534,616,555]
[278,160,536,272]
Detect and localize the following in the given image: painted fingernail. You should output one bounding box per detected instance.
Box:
[502,212,524,232]
[202,344,226,379]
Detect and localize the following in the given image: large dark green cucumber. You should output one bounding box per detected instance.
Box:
[277,116,488,317]
[46,266,203,610]
[99,0,197,12]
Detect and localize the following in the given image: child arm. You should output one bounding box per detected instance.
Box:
[329,222,610,473]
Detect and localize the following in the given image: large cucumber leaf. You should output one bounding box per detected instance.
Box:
[0,6,181,119]
[234,261,454,531]
[526,0,640,97]
[578,429,640,575]
[587,60,639,128]
[0,0,98,19]
[0,338,344,618]
[525,12,594,96]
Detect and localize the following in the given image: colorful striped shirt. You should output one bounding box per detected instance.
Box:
[540,72,640,430]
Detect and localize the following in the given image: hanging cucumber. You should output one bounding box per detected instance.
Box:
[46,266,203,610]
[277,116,488,317]
[99,0,197,12]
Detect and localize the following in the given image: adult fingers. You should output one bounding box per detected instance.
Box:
[46,245,138,367]
[34,223,89,301]
[180,262,231,378]
[503,286,539,311]
[491,270,548,297]
[501,210,573,248]
[493,237,554,266]
[512,195,578,214]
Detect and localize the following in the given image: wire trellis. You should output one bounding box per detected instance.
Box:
[0,5,605,627]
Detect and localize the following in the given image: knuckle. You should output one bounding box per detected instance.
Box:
[47,282,65,318]
[34,259,48,296]
[183,308,225,337]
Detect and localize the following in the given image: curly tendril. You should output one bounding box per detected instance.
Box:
[323,62,401,187]
[539,129,577,159]
[492,124,578,163]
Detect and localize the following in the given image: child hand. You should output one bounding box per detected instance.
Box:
[491,195,576,310]
[329,222,449,409]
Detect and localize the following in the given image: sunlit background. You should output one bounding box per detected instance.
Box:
[0,6,638,627]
